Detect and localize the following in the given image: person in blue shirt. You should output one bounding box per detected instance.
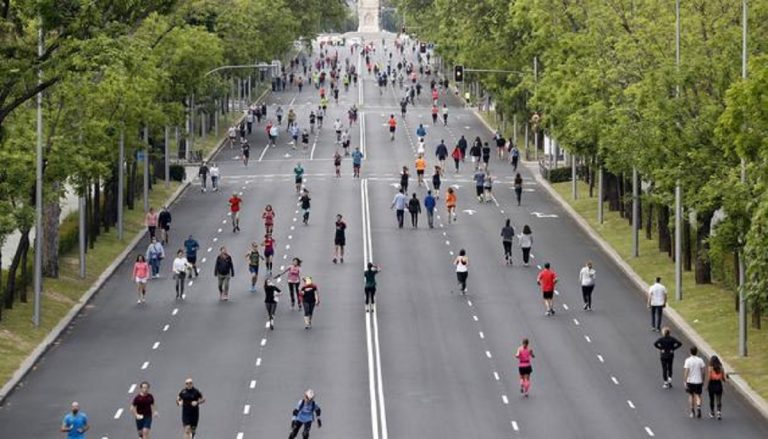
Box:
[416,123,427,138]
[61,402,89,439]
[351,147,364,178]
[184,235,200,277]
[289,389,322,439]
[391,189,407,229]
[424,190,437,228]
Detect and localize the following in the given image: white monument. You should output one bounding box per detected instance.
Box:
[358,0,380,33]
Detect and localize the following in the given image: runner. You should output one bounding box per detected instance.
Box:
[241,140,250,166]
[431,104,439,124]
[130,382,156,439]
[184,235,200,277]
[301,129,310,152]
[285,258,302,309]
[229,193,242,233]
[483,172,493,203]
[364,262,380,312]
[228,125,237,148]
[442,103,449,126]
[400,166,410,193]
[515,338,535,398]
[424,190,436,228]
[276,106,284,125]
[245,242,263,293]
[416,123,427,139]
[333,149,342,177]
[176,378,205,439]
[388,114,397,141]
[300,189,311,225]
[537,262,558,316]
[501,219,514,265]
[262,234,275,273]
[289,389,322,438]
[451,144,462,173]
[214,246,234,301]
[514,173,523,206]
[647,277,667,332]
[391,189,407,229]
[654,327,683,389]
[158,206,171,245]
[408,193,421,228]
[145,237,165,279]
[352,147,364,177]
[294,163,304,193]
[518,225,533,266]
[707,355,726,419]
[262,204,275,235]
[435,139,447,171]
[198,162,209,193]
[469,138,482,170]
[132,255,150,304]
[172,250,190,300]
[210,162,220,192]
[473,168,485,202]
[334,118,342,143]
[317,107,324,128]
[684,346,707,418]
[417,137,426,156]
[309,111,316,133]
[415,155,426,186]
[333,214,347,264]
[457,135,468,161]
[481,142,491,170]
[579,261,596,310]
[263,277,282,330]
[446,187,457,223]
[341,129,351,156]
[145,207,158,240]
[60,401,89,439]
[454,249,469,294]
[300,277,320,329]
[431,166,441,196]
[510,144,520,171]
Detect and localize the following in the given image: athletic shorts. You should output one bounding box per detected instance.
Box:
[686,383,703,395]
[542,291,554,300]
[335,237,346,246]
[264,248,274,257]
[417,170,424,176]
[135,277,148,284]
[476,186,484,197]
[186,256,197,265]
[182,410,199,428]
[249,265,259,274]
[135,416,153,431]
[518,366,533,376]
[389,126,396,133]
[160,224,170,231]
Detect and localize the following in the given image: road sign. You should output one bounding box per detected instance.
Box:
[136,151,145,161]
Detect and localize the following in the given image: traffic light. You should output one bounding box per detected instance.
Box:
[454,65,464,83]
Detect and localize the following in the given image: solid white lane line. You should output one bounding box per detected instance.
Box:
[479,331,484,339]
[172,308,178,316]
[485,350,492,359]
[627,400,635,409]
[562,303,569,310]
[493,371,500,381]
[584,335,592,343]
[473,315,479,321]
[163,324,169,332]
[372,308,389,439]
[152,342,160,350]
[511,421,519,432]
[114,408,123,419]
[611,376,620,385]
[249,380,257,389]
[260,338,267,347]
[128,384,136,394]
[258,144,270,161]
[141,361,149,370]
[597,354,604,363]
[365,312,380,439]
[256,358,262,367]
[243,404,251,415]
[502,395,509,404]
[644,427,655,437]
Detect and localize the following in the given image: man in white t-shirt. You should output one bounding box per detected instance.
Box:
[579,261,596,311]
[683,346,706,418]
[647,277,667,332]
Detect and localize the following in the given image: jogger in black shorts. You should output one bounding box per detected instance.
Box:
[363,263,380,312]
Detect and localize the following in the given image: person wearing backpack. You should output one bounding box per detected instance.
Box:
[289,389,322,439]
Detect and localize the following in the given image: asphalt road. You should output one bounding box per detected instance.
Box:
[0,31,766,439]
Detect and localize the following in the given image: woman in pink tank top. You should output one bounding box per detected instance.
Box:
[515,338,535,397]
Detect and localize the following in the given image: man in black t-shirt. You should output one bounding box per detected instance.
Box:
[177,378,205,439]
[158,206,172,245]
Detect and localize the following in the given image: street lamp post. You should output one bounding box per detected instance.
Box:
[33,23,44,327]
[738,0,748,357]
[674,0,683,301]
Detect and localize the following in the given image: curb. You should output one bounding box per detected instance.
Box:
[526,162,768,421]
[0,89,272,404]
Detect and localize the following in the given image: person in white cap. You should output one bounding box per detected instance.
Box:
[299,277,320,329]
[289,389,322,438]
[60,401,89,439]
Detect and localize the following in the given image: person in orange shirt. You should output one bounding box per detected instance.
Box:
[446,187,457,223]
[388,114,397,141]
[415,155,426,186]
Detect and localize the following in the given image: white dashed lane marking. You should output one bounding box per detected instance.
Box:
[255,358,262,367]
[243,404,251,415]
[113,408,123,419]
[573,318,580,326]
[172,308,178,316]
[562,303,569,310]
[511,421,519,432]
[152,342,160,350]
[473,315,479,322]
[128,384,136,394]
[485,350,492,359]
[260,338,267,347]
[645,427,655,437]
[163,324,170,332]
[502,395,509,405]
[141,361,149,370]
[584,335,592,343]
[250,380,257,389]
[597,354,604,363]
[627,400,635,409]
[493,371,500,381]
[611,376,620,385]
[236,433,244,439]
[479,331,484,339]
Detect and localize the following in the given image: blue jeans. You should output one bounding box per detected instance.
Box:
[149,258,160,277]
[651,306,663,330]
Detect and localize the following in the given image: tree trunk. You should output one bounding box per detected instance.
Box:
[4,229,30,309]
[20,236,29,302]
[41,188,62,278]
[92,179,101,239]
[606,172,620,211]
[683,215,692,272]
[127,159,136,210]
[618,173,626,218]
[87,183,95,250]
[752,300,761,329]
[694,211,713,284]
[658,205,671,255]
[645,200,653,240]
[734,251,740,313]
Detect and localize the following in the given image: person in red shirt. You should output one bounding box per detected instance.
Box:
[229,193,242,233]
[537,262,558,316]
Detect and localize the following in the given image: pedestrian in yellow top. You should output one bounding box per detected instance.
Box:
[415,155,426,186]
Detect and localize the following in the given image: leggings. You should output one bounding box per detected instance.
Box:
[410,211,418,227]
[522,247,531,264]
[456,271,468,292]
[289,420,312,439]
[661,356,674,382]
[174,272,186,296]
[265,302,277,319]
[289,282,300,306]
[503,241,512,259]
[365,287,376,305]
[454,158,460,172]
[708,382,723,412]
[581,285,594,307]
